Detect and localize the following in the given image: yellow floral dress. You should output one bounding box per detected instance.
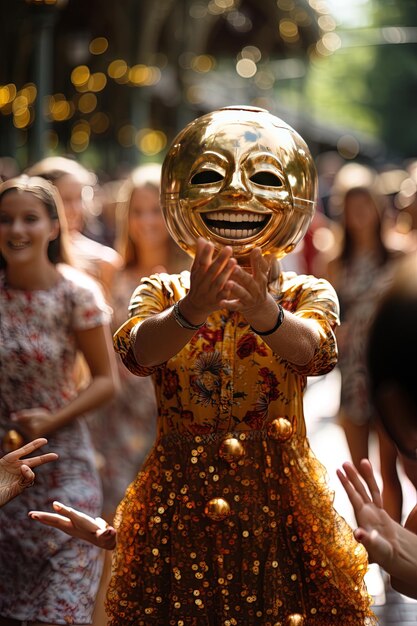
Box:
[108,270,375,626]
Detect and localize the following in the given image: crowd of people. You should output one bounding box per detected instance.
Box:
[1,106,417,625]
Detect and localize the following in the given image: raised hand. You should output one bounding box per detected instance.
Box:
[180,238,237,323]
[337,459,398,569]
[0,438,58,507]
[29,501,117,550]
[219,247,278,329]
[10,407,56,439]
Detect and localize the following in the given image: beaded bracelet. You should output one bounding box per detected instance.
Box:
[250,304,284,336]
[173,300,206,331]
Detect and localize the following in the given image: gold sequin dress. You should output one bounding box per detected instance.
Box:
[108,270,376,626]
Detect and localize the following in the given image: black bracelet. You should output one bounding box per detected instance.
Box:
[173,300,206,331]
[250,304,285,336]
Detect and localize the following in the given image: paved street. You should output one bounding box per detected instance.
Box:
[304,370,417,625]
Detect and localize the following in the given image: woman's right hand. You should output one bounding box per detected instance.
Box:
[0,438,58,507]
[180,238,237,324]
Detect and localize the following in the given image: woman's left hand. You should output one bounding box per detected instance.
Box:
[29,501,117,550]
[0,438,58,507]
[10,407,54,439]
[337,460,398,568]
[219,248,278,328]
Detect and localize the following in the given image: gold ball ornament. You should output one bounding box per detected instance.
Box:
[286,614,305,626]
[218,437,245,463]
[2,429,24,453]
[161,105,317,266]
[268,417,293,442]
[204,497,231,521]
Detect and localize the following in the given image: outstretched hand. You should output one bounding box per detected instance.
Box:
[29,501,117,550]
[337,459,398,569]
[0,438,58,507]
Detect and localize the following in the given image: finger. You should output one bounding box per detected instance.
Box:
[11,408,41,419]
[19,464,35,486]
[206,246,234,282]
[211,258,238,292]
[219,292,242,310]
[336,468,366,514]
[96,526,117,550]
[221,280,250,305]
[24,452,59,469]
[250,248,269,282]
[359,459,383,508]
[195,238,214,267]
[228,264,256,291]
[28,511,73,531]
[341,462,373,504]
[3,438,48,462]
[52,501,100,533]
[94,516,109,532]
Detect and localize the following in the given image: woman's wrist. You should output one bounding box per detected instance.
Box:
[176,296,207,329]
[250,305,284,336]
[245,296,283,335]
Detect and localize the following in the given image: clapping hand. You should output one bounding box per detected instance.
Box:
[182,238,237,321]
[219,247,279,329]
[0,438,58,507]
[29,501,117,550]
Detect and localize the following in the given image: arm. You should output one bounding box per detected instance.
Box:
[0,438,58,507]
[337,459,417,599]
[132,238,237,367]
[12,323,120,439]
[29,501,116,550]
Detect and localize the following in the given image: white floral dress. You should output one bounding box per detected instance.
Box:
[0,264,110,624]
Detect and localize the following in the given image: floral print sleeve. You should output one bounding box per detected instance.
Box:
[61,265,112,330]
[276,272,340,376]
[113,271,190,377]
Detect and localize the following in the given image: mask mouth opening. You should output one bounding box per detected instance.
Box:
[201,210,271,240]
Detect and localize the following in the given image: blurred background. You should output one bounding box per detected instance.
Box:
[2,0,417,177]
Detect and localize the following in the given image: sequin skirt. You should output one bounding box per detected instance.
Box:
[106,429,376,625]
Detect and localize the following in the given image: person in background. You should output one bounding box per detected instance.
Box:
[338,251,417,600]
[87,163,189,625]
[0,438,58,508]
[327,185,403,522]
[89,163,189,521]
[27,156,122,298]
[0,175,119,626]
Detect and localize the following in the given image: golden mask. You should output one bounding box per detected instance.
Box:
[161,106,317,265]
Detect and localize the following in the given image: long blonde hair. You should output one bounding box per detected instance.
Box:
[115,164,162,268]
[114,164,189,273]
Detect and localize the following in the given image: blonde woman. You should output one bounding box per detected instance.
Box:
[0,176,118,626]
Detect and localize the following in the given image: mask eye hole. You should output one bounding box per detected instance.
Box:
[190,170,224,185]
[250,171,282,187]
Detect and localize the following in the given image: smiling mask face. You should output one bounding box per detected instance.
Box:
[161,106,317,264]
